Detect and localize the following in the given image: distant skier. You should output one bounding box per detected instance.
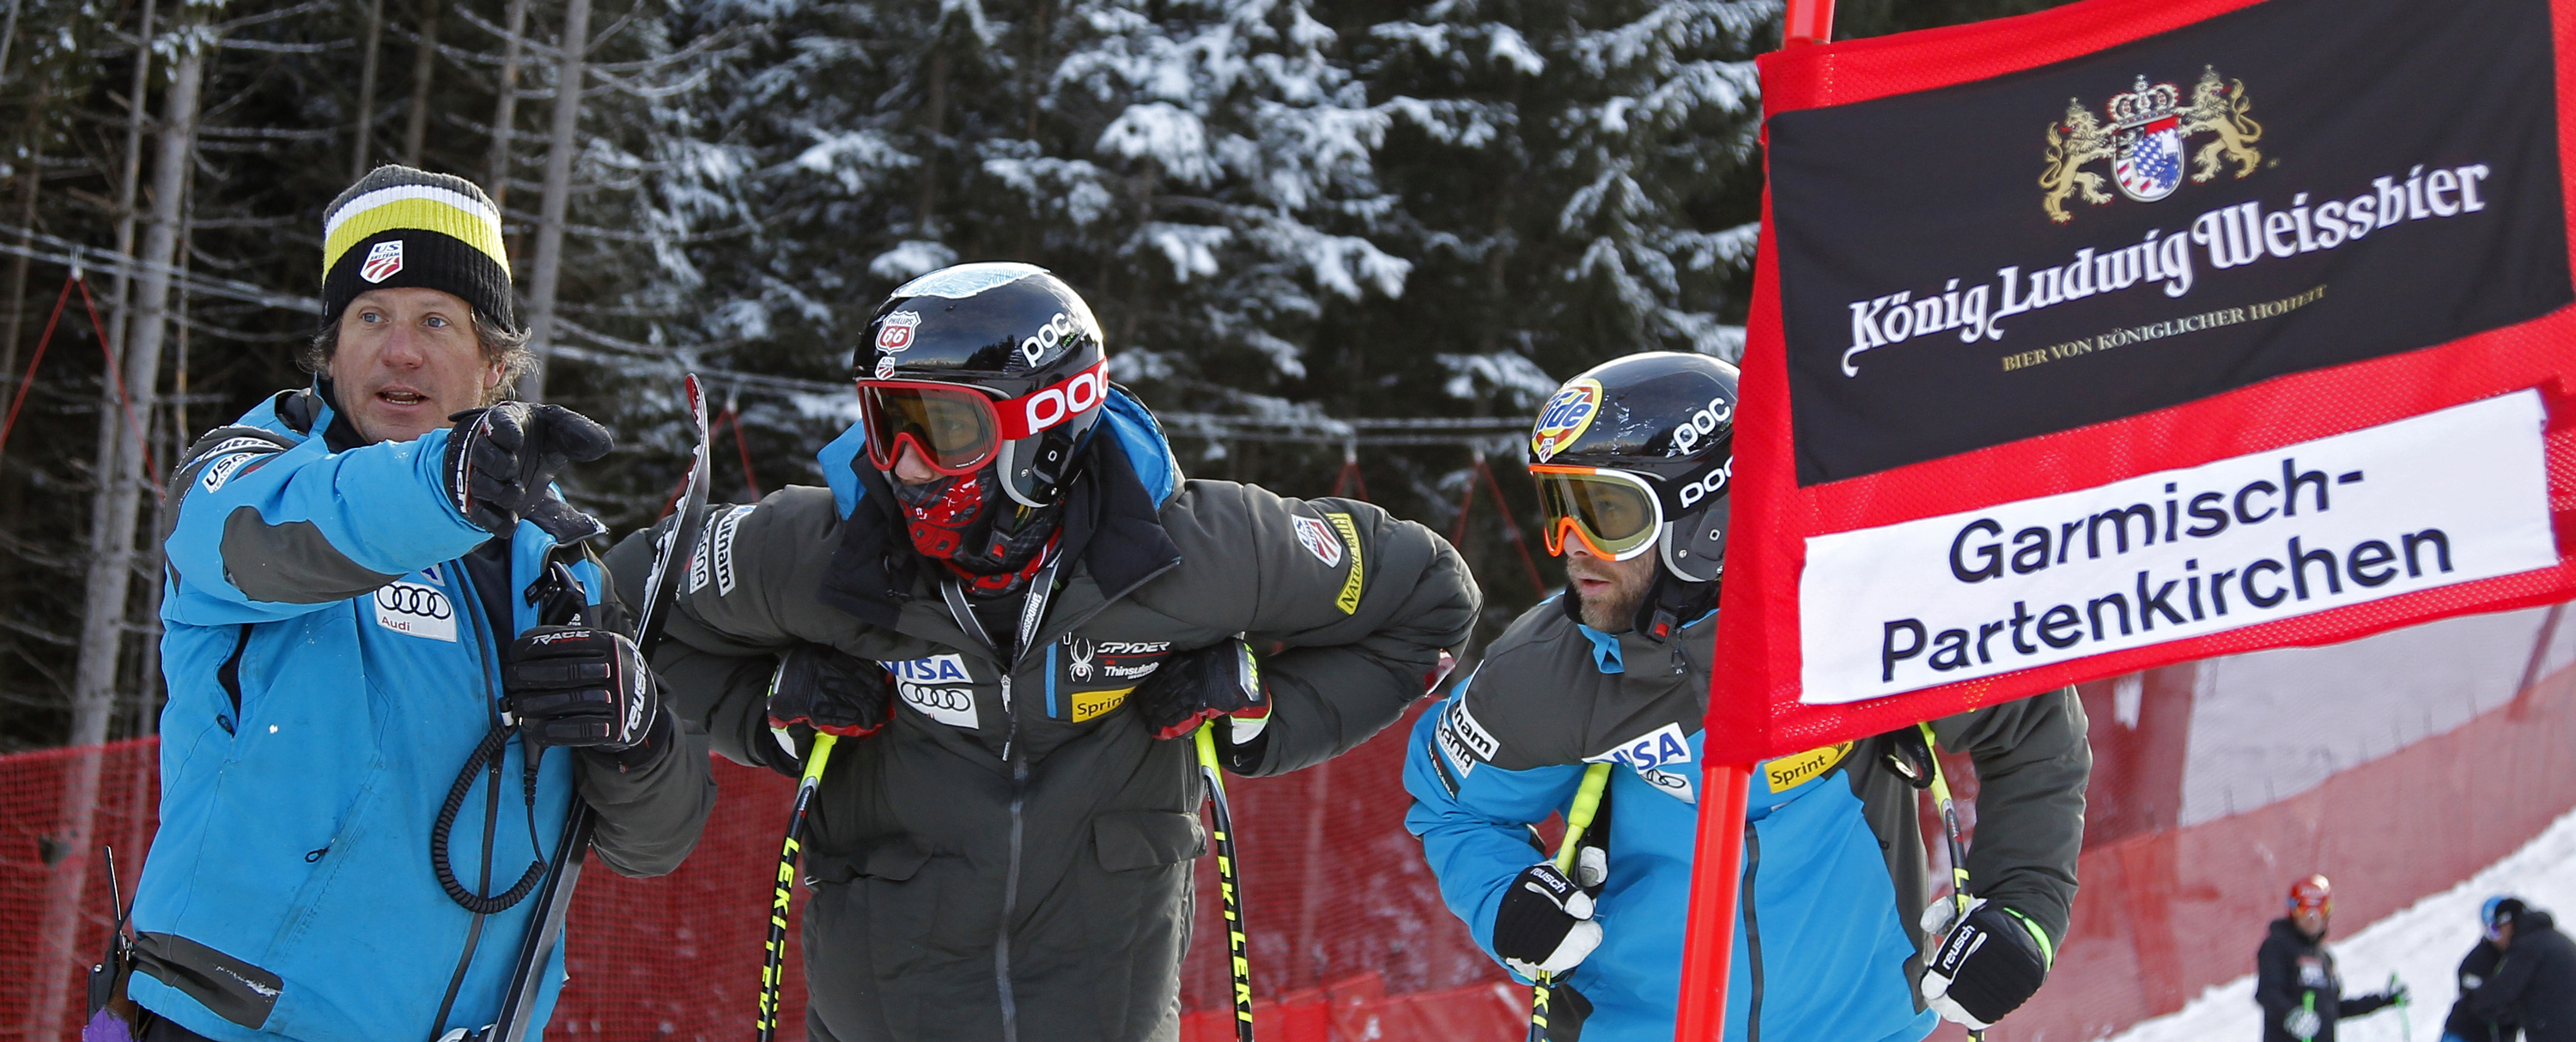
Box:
[2443,897,2520,1042]
[2256,875,2406,1042]
[2460,897,2576,1042]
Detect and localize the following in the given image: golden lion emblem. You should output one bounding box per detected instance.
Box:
[2039,65,2264,224]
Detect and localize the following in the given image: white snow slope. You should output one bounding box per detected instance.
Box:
[2104,804,2576,1042]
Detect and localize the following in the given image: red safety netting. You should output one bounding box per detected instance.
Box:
[9,618,2575,1041]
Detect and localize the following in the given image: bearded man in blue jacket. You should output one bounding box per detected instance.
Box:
[1405,353,2090,1042]
[104,166,715,1042]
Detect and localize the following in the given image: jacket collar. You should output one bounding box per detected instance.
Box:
[270,379,370,453]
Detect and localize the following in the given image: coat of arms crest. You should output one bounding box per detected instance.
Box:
[2040,65,2265,223]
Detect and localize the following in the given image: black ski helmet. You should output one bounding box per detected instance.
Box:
[1528,351,1739,586]
[856,263,1109,507]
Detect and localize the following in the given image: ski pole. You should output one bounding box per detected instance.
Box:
[1196,722,1255,1042]
[1528,762,1613,1042]
[756,730,841,1041]
[487,375,713,1042]
[1917,722,1984,1042]
[2391,972,2410,1042]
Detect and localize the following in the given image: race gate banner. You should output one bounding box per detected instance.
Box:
[1708,0,2576,764]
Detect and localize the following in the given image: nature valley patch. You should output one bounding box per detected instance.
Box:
[1327,512,1364,614]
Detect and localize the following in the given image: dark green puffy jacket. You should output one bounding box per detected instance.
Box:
[608,402,1479,1042]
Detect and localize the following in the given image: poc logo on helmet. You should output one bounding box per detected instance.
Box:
[1018,312,1081,367]
[1679,459,1733,508]
[1668,395,1735,455]
[1021,362,1108,433]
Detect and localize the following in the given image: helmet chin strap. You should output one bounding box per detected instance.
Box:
[1631,566,1720,643]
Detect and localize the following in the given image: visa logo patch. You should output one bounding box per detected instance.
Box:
[890,654,976,728]
[1585,722,1693,772]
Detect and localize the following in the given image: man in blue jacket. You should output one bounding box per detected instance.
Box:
[1405,352,2090,1042]
[106,166,714,1042]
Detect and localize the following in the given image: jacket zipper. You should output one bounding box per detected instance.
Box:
[428,561,513,1040]
[1743,821,1764,1042]
[939,553,1171,1042]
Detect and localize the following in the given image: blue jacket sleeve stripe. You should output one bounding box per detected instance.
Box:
[164,427,489,625]
[1401,694,1583,979]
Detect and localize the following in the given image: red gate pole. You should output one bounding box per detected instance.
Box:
[1672,761,1754,1041]
[1783,0,1835,45]
[1674,4,1829,1039]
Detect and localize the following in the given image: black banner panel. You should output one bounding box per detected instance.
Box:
[1768,0,2572,485]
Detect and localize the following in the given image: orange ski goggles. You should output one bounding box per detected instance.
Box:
[1530,464,1662,561]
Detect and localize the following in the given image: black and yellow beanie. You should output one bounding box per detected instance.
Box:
[320,165,514,333]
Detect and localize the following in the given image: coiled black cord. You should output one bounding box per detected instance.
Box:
[431,724,547,914]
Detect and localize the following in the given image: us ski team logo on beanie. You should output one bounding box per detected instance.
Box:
[361,240,404,283]
[320,165,514,332]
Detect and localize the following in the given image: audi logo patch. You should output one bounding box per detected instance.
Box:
[373,578,458,642]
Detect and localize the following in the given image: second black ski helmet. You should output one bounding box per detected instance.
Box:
[1526,351,1739,585]
[854,263,1109,507]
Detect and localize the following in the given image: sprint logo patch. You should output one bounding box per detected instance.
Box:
[1071,687,1131,723]
[1763,742,1853,793]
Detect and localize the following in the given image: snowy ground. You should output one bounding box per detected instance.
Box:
[2103,805,2576,1042]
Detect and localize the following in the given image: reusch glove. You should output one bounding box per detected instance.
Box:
[504,626,668,769]
[444,403,613,540]
[1493,861,1602,980]
[1135,638,1270,745]
[762,645,894,777]
[1919,898,2052,1030]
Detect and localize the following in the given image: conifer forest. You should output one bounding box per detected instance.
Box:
[0,0,2070,749]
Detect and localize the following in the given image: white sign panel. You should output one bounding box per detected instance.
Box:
[1800,390,2557,703]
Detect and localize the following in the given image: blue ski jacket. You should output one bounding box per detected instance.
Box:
[1405,597,2087,1042]
[129,386,713,1042]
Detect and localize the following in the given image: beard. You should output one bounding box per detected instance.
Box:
[1567,554,1656,633]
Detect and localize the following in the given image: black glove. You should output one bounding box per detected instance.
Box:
[504,625,668,768]
[1493,861,1601,980]
[1134,638,1270,748]
[444,403,613,540]
[1920,899,2051,1029]
[762,645,894,777]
